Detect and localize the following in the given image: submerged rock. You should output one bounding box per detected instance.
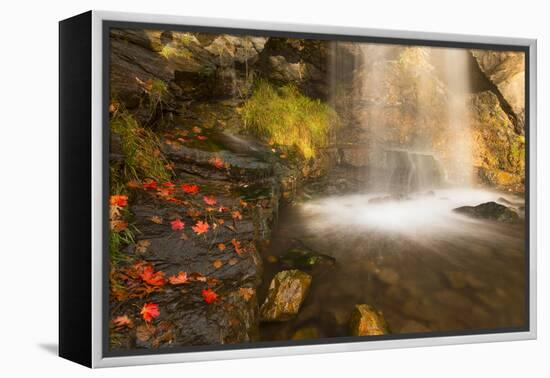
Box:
[291,326,320,340]
[260,270,312,322]
[350,304,388,336]
[280,247,336,272]
[453,201,519,222]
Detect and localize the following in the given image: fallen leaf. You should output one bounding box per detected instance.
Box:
[210,157,224,169]
[266,255,278,263]
[231,239,243,255]
[170,219,185,231]
[239,287,255,302]
[213,260,223,269]
[143,179,157,190]
[228,258,238,266]
[110,220,128,232]
[135,240,151,254]
[127,180,141,189]
[192,220,209,235]
[162,182,175,189]
[196,135,208,141]
[217,243,226,251]
[112,315,133,328]
[203,195,217,206]
[150,216,163,224]
[181,183,200,194]
[192,126,202,133]
[207,277,220,287]
[168,272,188,285]
[110,195,128,207]
[180,232,189,240]
[140,303,160,322]
[188,272,207,282]
[202,289,218,304]
[231,210,242,220]
[140,266,166,286]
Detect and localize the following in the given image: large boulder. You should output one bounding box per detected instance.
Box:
[471,50,525,133]
[453,201,519,222]
[350,304,388,336]
[260,270,312,321]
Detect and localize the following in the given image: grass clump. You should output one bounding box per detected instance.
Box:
[110,110,172,192]
[242,80,338,159]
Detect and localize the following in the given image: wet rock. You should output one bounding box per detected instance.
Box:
[280,247,336,273]
[471,50,525,132]
[399,320,430,334]
[349,304,388,336]
[260,270,312,322]
[291,326,320,340]
[453,201,519,222]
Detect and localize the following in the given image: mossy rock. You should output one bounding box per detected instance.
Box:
[280,247,335,272]
[453,201,519,223]
[260,270,312,322]
[350,304,389,336]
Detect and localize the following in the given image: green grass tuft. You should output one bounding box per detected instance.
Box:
[242,80,339,159]
[110,110,172,193]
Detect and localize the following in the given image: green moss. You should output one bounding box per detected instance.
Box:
[159,45,192,60]
[110,110,172,192]
[242,80,339,159]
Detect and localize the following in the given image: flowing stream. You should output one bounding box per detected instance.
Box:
[259,188,526,340]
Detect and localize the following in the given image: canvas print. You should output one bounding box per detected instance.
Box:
[107,27,527,353]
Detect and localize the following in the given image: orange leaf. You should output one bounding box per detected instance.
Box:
[150,216,163,224]
[217,243,226,251]
[140,303,160,322]
[110,195,128,207]
[181,184,199,194]
[110,220,128,232]
[213,260,223,269]
[239,287,255,302]
[201,289,218,304]
[142,179,157,190]
[231,210,242,220]
[192,221,209,235]
[140,266,166,286]
[203,195,217,206]
[135,240,151,254]
[231,239,243,255]
[170,219,185,231]
[112,315,133,328]
[168,272,188,285]
[210,157,225,169]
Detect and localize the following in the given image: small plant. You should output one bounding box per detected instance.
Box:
[110,109,172,192]
[242,80,339,159]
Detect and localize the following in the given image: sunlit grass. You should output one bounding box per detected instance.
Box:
[110,110,172,193]
[242,80,339,159]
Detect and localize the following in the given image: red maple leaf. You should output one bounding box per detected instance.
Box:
[143,179,157,190]
[181,184,200,195]
[196,135,208,141]
[210,157,225,169]
[110,195,128,207]
[170,219,185,231]
[162,182,175,188]
[202,289,218,304]
[139,266,166,286]
[140,303,160,322]
[203,195,217,206]
[192,220,209,235]
[168,272,188,285]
